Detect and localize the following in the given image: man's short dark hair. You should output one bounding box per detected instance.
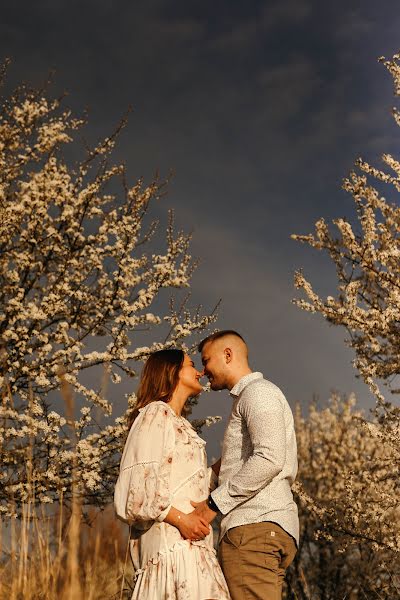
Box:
[198,330,246,353]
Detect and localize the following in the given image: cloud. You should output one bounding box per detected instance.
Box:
[209,0,311,52]
[0,0,394,439]
[261,0,311,28]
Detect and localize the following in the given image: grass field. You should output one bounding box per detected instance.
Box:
[0,504,134,600]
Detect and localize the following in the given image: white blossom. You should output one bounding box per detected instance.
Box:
[291,52,400,596]
[288,394,400,598]
[0,72,217,514]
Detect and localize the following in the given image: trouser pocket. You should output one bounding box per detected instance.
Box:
[224,526,244,548]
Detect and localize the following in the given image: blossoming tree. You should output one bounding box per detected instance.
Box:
[287,395,400,600]
[292,53,400,564]
[0,65,217,515]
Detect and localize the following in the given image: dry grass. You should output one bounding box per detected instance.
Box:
[0,505,134,600]
[0,375,134,600]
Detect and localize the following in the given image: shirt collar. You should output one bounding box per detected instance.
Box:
[230,372,263,397]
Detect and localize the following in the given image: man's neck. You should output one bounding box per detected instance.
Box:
[227,367,253,391]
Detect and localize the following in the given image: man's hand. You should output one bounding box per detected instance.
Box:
[190,499,217,524]
[177,511,210,541]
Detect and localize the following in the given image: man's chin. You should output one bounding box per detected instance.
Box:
[210,381,223,391]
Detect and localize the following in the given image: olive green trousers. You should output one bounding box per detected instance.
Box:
[219,521,297,600]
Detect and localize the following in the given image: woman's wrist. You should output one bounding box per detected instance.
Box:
[175,509,188,530]
[164,506,185,530]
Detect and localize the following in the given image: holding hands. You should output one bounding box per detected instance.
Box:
[190,499,218,525]
[177,510,210,541]
[164,506,210,541]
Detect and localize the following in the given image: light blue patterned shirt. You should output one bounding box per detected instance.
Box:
[212,372,299,545]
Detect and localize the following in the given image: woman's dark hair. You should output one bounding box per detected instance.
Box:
[127,349,185,428]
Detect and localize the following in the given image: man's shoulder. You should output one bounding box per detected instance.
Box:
[241,376,286,400]
[236,378,289,418]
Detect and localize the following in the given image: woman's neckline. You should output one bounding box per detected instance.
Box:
[153,401,203,442]
[157,400,184,419]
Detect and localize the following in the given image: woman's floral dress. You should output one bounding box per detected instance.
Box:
[114,401,231,600]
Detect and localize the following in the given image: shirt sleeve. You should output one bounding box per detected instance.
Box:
[212,385,286,515]
[114,402,175,525]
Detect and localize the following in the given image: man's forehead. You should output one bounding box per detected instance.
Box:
[201,339,222,356]
[200,341,211,357]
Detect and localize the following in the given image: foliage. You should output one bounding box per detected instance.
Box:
[292,55,400,405]
[0,65,216,514]
[291,52,400,596]
[286,395,400,600]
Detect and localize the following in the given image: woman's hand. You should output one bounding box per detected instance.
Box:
[177,511,210,541]
[163,506,210,541]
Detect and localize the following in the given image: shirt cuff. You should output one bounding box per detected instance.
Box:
[210,485,232,516]
[210,489,227,514]
[156,503,172,522]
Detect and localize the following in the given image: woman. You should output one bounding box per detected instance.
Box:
[114,349,231,600]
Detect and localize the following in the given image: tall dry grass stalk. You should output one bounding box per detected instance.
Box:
[0,505,132,599]
[0,373,133,599]
[59,371,82,600]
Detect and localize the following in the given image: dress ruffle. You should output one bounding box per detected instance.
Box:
[132,539,231,600]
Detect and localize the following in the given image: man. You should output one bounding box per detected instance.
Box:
[192,330,299,600]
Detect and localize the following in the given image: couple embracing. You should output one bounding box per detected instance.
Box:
[115,330,299,600]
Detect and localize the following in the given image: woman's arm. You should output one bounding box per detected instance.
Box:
[115,404,210,539]
[115,403,175,524]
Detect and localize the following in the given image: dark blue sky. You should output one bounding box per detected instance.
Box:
[2,0,399,453]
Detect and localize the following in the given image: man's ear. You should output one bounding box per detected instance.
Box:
[224,347,232,363]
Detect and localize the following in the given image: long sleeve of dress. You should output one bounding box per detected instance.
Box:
[114,402,176,525]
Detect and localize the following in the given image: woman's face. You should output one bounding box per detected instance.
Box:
[178,353,203,396]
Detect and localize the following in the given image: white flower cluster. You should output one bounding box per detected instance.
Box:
[190,415,222,434]
[293,54,400,403]
[291,53,400,592]
[0,74,217,513]
[289,394,400,598]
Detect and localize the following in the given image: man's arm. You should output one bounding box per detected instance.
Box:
[211,386,286,515]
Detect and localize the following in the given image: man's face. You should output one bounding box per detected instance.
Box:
[201,341,229,391]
